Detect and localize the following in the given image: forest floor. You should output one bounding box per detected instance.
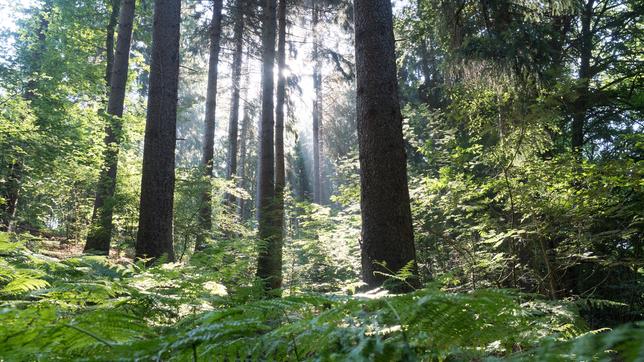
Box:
[1,231,642,361]
[38,239,84,259]
[37,238,137,265]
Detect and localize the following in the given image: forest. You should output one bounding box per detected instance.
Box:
[0,0,642,360]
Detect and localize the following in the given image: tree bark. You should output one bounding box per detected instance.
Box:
[312,4,322,204]
[274,0,287,241]
[572,0,594,156]
[354,0,419,290]
[237,61,252,220]
[135,0,181,262]
[237,104,251,219]
[105,0,121,87]
[225,1,245,205]
[255,0,282,294]
[196,0,224,250]
[85,0,136,254]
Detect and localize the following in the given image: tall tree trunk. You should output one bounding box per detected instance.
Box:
[237,61,252,220]
[274,0,287,241]
[225,1,245,206]
[255,0,281,294]
[105,0,121,87]
[354,0,419,290]
[237,103,251,219]
[1,0,52,232]
[312,3,322,204]
[294,139,311,201]
[196,0,224,250]
[572,0,594,156]
[550,15,572,71]
[85,0,137,254]
[135,0,181,262]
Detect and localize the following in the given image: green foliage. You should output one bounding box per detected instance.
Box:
[0,0,151,240]
[284,199,361,293]
[1,232,642,361]
[394,0,643,326]
[404,80,643,324]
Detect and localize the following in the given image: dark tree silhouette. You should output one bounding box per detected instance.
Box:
[85,0,137,254]
[255,0,282,293]
[135,0,182,261]
[353,0,418,290]
[571,0,593,155]
[225,0,246,205]
[274,0,287,246]
[236,63,252,220]
[311,3,322,204]
[196,0,224,250]
[104,0,120,87]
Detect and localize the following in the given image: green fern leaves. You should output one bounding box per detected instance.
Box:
[1,232,642,361]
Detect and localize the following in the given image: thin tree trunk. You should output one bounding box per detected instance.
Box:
[105,0,121,87]
[312,4,322,204]
[274,0,287,240]
[196,0,224,250]
[294,140,310,201]
[85,0,136,254]
[572,0,594,156]
[135,0,181,262]
[237,104,251,219]
[255,0,281,294]
[354,0,419,290]
[237,61,252,220]
[225,1,245,205]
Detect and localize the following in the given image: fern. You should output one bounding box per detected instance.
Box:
[1,232,642,361]
[1,271,50,294]
[514,321,644,361]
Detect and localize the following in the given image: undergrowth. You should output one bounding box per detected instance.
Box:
[1,232,642,361]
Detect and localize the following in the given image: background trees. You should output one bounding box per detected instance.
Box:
[311,2,322,204]
[1,0,109,238]
[224,0,246,206]
[196,0,224,251]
